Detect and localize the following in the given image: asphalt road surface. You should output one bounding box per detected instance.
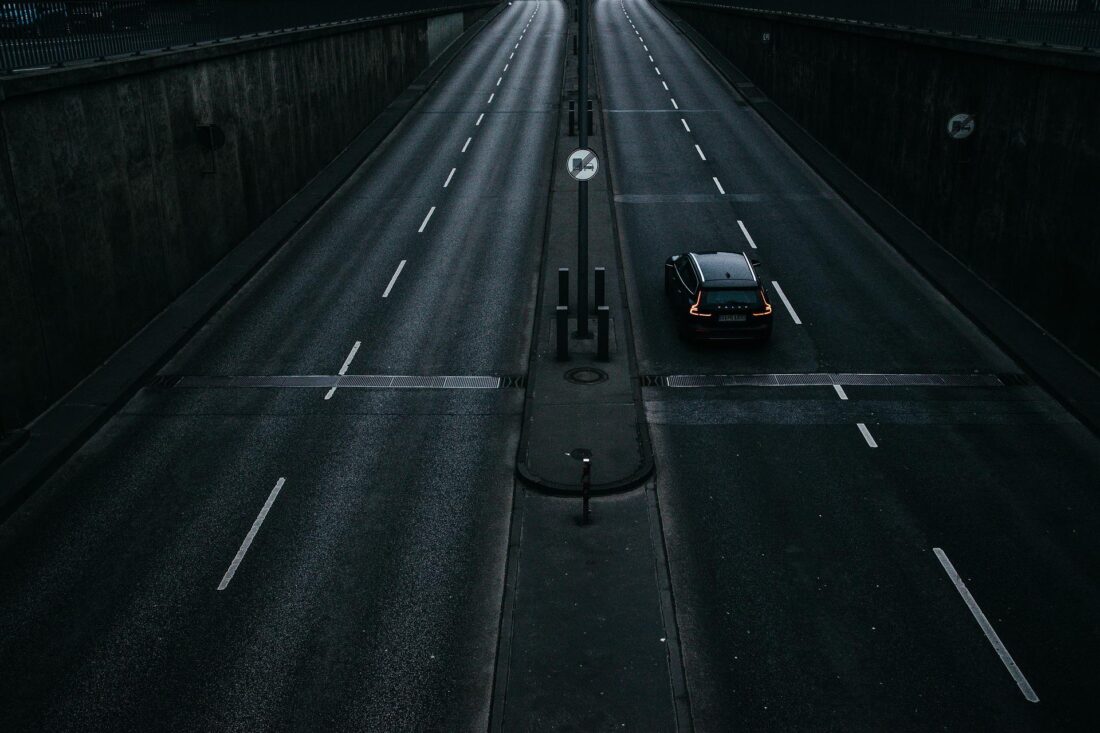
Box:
[3,0,1100,730]
[599,0,1100,729]
[0,2,560,730]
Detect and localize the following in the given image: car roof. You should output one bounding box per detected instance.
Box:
[687,251,757,288]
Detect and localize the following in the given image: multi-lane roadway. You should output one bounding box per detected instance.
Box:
[2,0,1099,730]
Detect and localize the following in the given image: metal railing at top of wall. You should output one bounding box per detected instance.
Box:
[0,0,491,75]
[675,0,1100,51]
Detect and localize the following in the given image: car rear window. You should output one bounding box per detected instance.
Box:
[703,288,761,307]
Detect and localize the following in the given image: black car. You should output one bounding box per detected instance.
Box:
[664,250,773,341]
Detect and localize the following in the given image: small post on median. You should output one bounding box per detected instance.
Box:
[556,305,569,361]
[594,266,605,310]
[581,457,591,525]
[597,306,610,361]
[558,268,569,308]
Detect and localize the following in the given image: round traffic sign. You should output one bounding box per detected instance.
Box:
[566,148,599,181]
[947,113,975,140]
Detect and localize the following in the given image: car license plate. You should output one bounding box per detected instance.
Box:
[719,314,747,322]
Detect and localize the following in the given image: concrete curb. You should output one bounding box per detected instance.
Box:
[656,0,1100,436]
[0,2,509,520]
[513,3,654,497]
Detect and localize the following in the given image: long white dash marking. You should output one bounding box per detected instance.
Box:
[510,52,514,59]
[382,260,406,299]
[649,55,654,62]
[418,206,436,233]
[462,136,471,152]
[833,384,848,400]
[497,76,502,86]
[770,280,801,324]
[712,176,725,195]
[681,118,690,132]
[695,144,706,161]
[338,341,361,375]
[655,66,661,75]
[737,219,758,249]
[217,478,286,590]
[933,548,1039,703]
[670,98,679,109]
[856,422,878,448]
[444,167,456,188]
[476,113,485,126]
[488,92,495,104]
[325,340,362,399]
[504,63,509,72]
[662,81,669,91]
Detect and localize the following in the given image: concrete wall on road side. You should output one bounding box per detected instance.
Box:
[664,2,1100,373]
[0,6,491,432]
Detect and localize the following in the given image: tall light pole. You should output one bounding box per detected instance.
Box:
[576,0,590,338]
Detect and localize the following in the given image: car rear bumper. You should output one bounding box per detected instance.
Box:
[682,318,772,340]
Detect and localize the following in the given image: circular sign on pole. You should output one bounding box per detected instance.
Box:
[567,148,599,181]
[947,113,975,140]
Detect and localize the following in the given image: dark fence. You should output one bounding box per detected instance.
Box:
[0,1,484,73]
[679,1,1100,50]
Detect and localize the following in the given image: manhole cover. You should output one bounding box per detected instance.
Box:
[565,367,608,385]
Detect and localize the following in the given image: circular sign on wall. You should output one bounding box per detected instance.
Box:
[947,114,976,140]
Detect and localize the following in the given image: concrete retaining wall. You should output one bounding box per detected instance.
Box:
[665,2,1100,372]
[0,6,490,431]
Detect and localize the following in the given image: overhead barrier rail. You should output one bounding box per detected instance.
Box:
[679,0,1100,51]
[0,0,491,74]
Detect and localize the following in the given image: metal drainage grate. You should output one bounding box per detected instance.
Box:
[661,373,1005,389]
[165,374,504,390]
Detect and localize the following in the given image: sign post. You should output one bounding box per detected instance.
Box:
[577,0,590,338]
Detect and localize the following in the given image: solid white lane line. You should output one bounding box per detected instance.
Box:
[681,118,690,132]
[695,144,706,161]
[670,98,679,109]
[770,280,801,324]
[933,548,1040,703]
[462,136,471,152]
[476,113,485,126]
[488,92,495,104]
[217,477,286,591]
[737,219,758,249]
[443,167,456,188]
[833,384,848,400]
[712,176,725,195]
[662,81,669,91]
[418,206,436,233]
[382,260,407,299]
[857,422,878,448]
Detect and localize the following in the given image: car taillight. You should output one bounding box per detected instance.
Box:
[752,287,772,317]
[688,291,712,317]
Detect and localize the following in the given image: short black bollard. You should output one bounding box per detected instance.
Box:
[581,457,591,524]
[556,305,569,361]
[594,267,605,310]
[597,306,610,361]
[558,267,570,308]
